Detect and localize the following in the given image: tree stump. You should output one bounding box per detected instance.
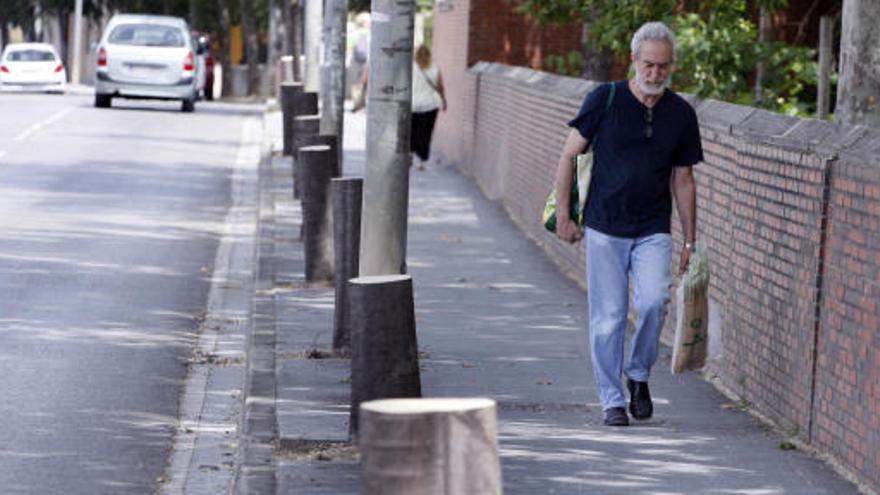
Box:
[349,275,421,438]
[299,134,339,178]
[299,145,335,283]
[292,115,320,199]
[332,178,362,354]
[292,90,318,117]
[280,82,303,156]
[359,398,502,495]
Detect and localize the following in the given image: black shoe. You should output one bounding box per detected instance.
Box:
[627,378,653,420]
[603,407,630,426]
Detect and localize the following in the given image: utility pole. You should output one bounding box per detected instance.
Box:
[320,0,347,165]
[359,0,416,276]
[836,0,880,126]
[71,0,84,85]
[304,0,322,91]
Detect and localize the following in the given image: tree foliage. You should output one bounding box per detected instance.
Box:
[515,0,828,116]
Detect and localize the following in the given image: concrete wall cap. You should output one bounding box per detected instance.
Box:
[695,99,756,133]
[838,127,880,167]
[735,108,800,138]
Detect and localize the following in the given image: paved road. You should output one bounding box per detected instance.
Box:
[0,93,257,494]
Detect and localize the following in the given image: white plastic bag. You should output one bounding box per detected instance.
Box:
[671,244,710,374]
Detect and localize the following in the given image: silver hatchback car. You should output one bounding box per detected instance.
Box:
[94,14,201,112]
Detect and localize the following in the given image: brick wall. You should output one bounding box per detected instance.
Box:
[431,61,880,493]
[814,144,880,487]
[468,0,581,69]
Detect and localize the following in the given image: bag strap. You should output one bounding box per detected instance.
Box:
[418,65,442,97]
[575,82,616,160]
[604,82,616,113]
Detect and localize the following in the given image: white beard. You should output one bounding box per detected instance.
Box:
[634,70,670,96]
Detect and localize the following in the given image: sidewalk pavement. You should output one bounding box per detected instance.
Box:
[258,107,860,494]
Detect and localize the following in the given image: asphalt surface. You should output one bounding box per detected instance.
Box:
[0,92,258,494]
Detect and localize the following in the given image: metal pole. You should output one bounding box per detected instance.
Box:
[304,0,322,91]
[359,0,415,276]
[321,0,347,169]
[71,0,84,85]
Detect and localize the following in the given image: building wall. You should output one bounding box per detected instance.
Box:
[432,61,880,493]
[432,0,476,172]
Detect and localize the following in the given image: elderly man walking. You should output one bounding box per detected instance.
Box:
[554,22,702,426]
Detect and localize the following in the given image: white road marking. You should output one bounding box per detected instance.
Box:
[14,107,75,142]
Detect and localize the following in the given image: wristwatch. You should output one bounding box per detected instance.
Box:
[684,241,696,253]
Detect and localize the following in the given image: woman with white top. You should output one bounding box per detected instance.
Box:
[411,45,446,171]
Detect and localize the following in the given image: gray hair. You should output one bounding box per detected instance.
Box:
[631,22,676,61]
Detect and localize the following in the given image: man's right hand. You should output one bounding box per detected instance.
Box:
[556,215,583,243]
[553,129,589,244]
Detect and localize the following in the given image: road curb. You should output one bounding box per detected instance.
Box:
[234,104,279,494]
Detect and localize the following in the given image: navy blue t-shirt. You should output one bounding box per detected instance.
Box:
[568,80,703,238]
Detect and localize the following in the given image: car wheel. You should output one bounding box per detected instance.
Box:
[181,97,195,113]
[95,94,112,108]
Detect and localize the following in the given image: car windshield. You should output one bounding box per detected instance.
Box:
[6,50,56,62]
[109,24,185,47]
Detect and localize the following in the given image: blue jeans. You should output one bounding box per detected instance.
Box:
[586,228,672,410]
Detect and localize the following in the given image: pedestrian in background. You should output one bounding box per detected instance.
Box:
[553,22,702,426]
[348,12,370,110]
[410,44,446,171]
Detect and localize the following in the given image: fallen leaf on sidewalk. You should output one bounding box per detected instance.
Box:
[721,399,750,411]
[440,234,463,243]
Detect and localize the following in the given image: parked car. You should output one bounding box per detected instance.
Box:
[192,31,214,100]
[94,14,201,112]
[0,42,66,93]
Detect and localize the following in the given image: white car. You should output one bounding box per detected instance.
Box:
[0,42,67,93]
[94,14,200,112]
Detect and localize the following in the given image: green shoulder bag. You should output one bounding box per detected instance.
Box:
[543,83,615,233]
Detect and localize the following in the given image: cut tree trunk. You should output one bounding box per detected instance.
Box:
[240,0,260,96]
[580,20,613,82]
[216,0,233,97]
[836,0,880,126]
[359,398,502,495]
